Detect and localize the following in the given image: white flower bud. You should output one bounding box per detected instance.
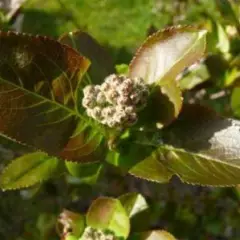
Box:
[107,119,118,128]
[91,106,102,120]
[96,92,106,105]
[105,89,119,104]
[101,82,110,92]
[117,95,130,105]
[82,97,96,109]
[83,85,95,95]
[118,78,134,95]
[82,74,149,128]
[86,108,93,117]
[130,92,141,105]
[102,106,115,118]
[94,85,101,94]
[124,106,135,114]
[134,77,145,85]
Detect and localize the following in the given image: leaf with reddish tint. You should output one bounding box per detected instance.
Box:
[0,31,104,163]
[129,27,205,126]
[60,120,105,163]
[86,197,130,239]
[0,152,59,190]
[129,26,207,85]
[59,30,115,84]
[129,26,206,125]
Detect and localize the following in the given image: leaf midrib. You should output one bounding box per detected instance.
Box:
[2,155,54,186]
[0,76,82,119]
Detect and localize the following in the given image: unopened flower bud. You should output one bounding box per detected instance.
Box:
[102,106,115,118]
[83,85,95,95]
[91,106,102,120]
[82,73,149,128]
[96,92,106,105]
[105,90,119,104]
[82,97,96,109]
[117,95,130,105]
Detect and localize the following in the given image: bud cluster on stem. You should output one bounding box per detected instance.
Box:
[82,74,149,128]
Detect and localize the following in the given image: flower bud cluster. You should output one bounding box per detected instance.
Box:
[82,74,149,128]
[81,227,118,240]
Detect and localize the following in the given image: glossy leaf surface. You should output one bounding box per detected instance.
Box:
[0,31,103,163]
[129,26,206,84]
[59,30,115,84]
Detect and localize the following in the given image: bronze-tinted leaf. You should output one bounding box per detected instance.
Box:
[0,31,103,162]
[86,197,130,239]
[60,121,104,162]
[129,26,207,126]
[129,26,207,84]
[59,30,115,84]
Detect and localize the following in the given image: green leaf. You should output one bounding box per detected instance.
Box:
[59,30,115,84]
[224,68,240,87]
[119,193,150,231]
[179,63,209,90]
[161,104,240,186]
[86,197,130,239]
[65,161,102,184]
[211,20,230,54]
[0,31,104,163]
[129,153,173,183]
[0,152,59,190]
[129,26,207,84]
[131,230,176,240]
[216,0,240,28]
[231,87,240,118]
[65,235,78,240]
[115,64,129,75]
[119,193,148,218]
[106,133,156,171]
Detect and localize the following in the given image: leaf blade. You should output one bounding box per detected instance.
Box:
[86,197,130,239]
[161,104,240,186]
[59,30,115,84]
[0,31,104,163]
[129,26,207,84]
[0,152,59,190]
